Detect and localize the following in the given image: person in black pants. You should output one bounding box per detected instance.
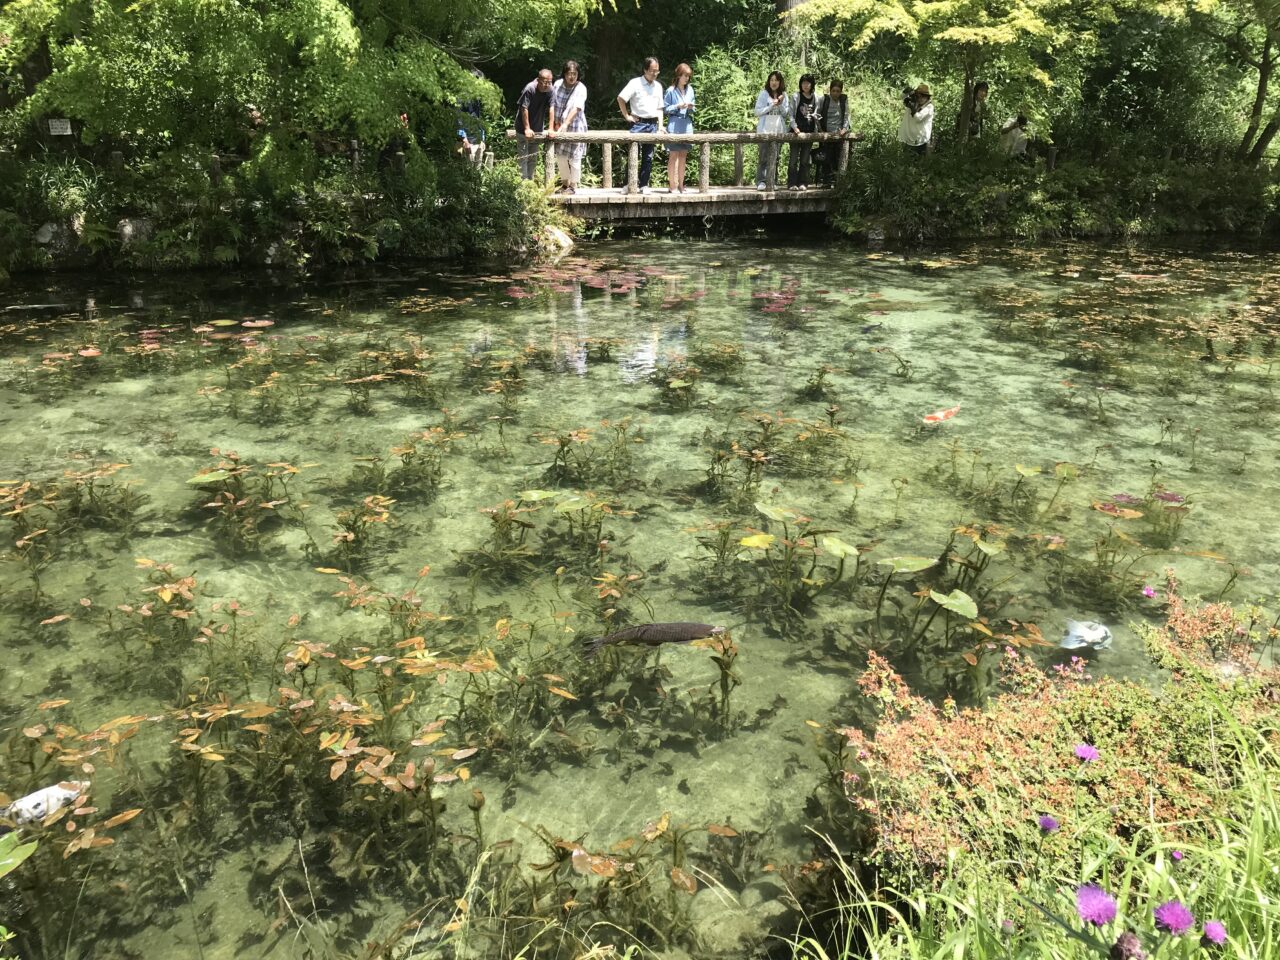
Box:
[787,74,819,190]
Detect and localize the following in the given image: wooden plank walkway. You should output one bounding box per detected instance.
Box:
[554,185,837,220]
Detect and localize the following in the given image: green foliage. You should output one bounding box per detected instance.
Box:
[831,141,1280,240]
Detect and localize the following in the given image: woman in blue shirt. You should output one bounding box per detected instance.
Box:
[663,63,695,193]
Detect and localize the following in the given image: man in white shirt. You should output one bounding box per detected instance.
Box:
[898,83,934,155]
[1001,115,1030,159]
[617,57,664,194]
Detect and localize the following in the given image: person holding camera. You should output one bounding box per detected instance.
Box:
[898,83,934,156]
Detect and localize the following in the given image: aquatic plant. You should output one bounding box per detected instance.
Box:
[737,504,857,620]
[651,360,701,410]
[689,340,746,380]
[459,496,544,579]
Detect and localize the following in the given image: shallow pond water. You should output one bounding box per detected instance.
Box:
[1,237,1279,958]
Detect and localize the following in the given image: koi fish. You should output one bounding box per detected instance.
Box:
[581,622,724,659]
[3,781,89,825]
[1059,620,1112,651]
[921,404,961,425]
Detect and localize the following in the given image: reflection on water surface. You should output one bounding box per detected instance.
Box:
[1,237,1279,957]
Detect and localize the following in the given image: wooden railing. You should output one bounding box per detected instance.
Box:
[506,130,861,193]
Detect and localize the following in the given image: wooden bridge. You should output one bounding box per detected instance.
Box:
[507,130,860,220]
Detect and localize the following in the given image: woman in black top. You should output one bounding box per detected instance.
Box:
[788,74,819,190]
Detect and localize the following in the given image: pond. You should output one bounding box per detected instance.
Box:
[1,236,1278,958]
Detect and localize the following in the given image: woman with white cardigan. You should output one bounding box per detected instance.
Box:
[753,71,794,190]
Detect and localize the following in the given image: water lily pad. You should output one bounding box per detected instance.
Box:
[1015,464,1042,477]
[820,535,857,559]
[518,489,557,501]
[929,589,978,619]
[755,503,799,523]
[877,556,937,574]
[739,533,776,550]
[210,319,238,327]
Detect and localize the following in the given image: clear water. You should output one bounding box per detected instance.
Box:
[2,237,1279,958]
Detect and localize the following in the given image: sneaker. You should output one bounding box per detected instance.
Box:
[639,186,651,195]
[756,182,767,191]
[800,184,808,192]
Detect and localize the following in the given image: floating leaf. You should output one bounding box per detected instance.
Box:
[548,686,578,701]
[22,725,47,738]
[755,503,798,523]
[329,760,348,780]
[314,567,341,574]
[974,538,1006,557]
[451,747,479,761]
[101,808,143,829]
[185,470,232,485]
[40,614,70,625]
[1092,501,1142,519]
[1054,462,1079,480]
[38,699,70,710]
[0,834,39,875]
[877,556,937,574]
[707,823,739,837]
[929,589,978,619]
[641,812,670,841]
[820,535,857,559]
[1015,464,1042,477]
[670,866,697,894]
[962,652,979,666]
[738,533,776,550]
[518,489,557,501]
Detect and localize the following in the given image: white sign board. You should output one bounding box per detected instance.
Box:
[47,119,72,136]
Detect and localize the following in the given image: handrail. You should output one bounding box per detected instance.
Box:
[504,128,862,193]
[504,130,860,144]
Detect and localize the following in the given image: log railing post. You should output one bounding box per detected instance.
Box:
[545,142,555,188]
[698,142,711,194]
[733,143,744,187]
[764,137,779,191]
[602,142,613,190]
[839,137,851,174]
[627,141,639,194]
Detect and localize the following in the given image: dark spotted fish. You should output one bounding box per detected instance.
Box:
[581,622,724,659]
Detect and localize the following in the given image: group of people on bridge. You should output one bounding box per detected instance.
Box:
[512,58,1031,196]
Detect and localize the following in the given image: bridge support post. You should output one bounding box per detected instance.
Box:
[839,138,850,174]
[698,142,710,193]
[627,142,639,194]
[765,139,778,191]
[733,144,744,187]
[602,143,613,190]
[545,143,555,188]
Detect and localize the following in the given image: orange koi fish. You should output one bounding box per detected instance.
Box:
[921,404,961,425]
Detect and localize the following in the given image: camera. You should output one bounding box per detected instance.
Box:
[902,90,918,113]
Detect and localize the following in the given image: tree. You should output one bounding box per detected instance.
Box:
[1190,0,1280,161]
[787,0,1094,141]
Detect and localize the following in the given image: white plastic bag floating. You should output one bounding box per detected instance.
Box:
[1060,620,1113,651]
[3,781,89,825]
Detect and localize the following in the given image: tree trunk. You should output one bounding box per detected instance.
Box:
[1239,34,1273,160]
[1247,113,1280,165]
[955,59,975,141]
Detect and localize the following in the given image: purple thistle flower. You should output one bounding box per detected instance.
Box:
[1075,742,1100,762]
[1153,900,1195,935]
[1201,921,1227,946]
[1038,814,1060,833]
[1108,930,1147,959]
[1001,919,1015,935]
[1076,884,1117,926]
[1142,585,1157,599]
[1111,493,1143,505]
[1170,849,1183,862]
